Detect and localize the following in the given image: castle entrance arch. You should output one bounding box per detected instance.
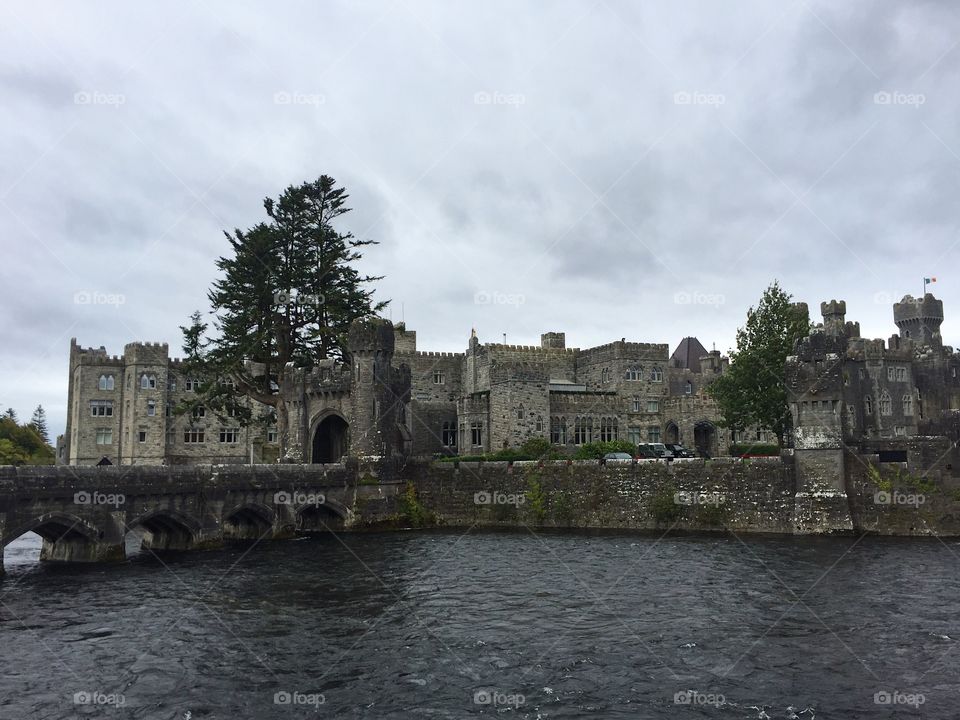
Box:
[311,414,349,464]
[693,421,716,458]
[665,422,679,445]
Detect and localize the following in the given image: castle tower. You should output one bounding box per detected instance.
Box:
[821,300,846,337]
[894,294,944,345]
[541,332,565,350]
[120,342,170,465]
[347,318,398,457]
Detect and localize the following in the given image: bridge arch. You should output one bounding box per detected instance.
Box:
[2,512,100,550]
[223,502,276,540]
[125,508,202,552]
[310,410,349,464]
[295,498,350,533]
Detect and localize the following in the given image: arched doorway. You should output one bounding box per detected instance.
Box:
[312,414,349,464]
[694,421,716,458]
[665,421,679,445]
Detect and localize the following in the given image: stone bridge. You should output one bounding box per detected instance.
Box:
[0,463,402,574]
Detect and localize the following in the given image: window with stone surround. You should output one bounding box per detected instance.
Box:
[441,421,456,447]
[685,381,693,395]
[647,426,661,442]
[902,395,913,416]
[535,415,543,432]
[627,427,641,445]
[140,373,157,390]
[624,366,642,381]
[185,378,200,391]
[138,430,147,443]
[267,427,278,443]
[470,421,483,447]
[647,400,659,413]
[184,429,205,443]
[894,426,906,436]
[631,396,641,412]
[433,371,444,385]
[192,405,206,419]
[864,396,873,414]
[599,417,618,442]
[516,404,524,420]
[98,374,115,391]
[550,416,567,444]
[219,428,240,443]
[650,367,663,382]
[95,428,112,445]
[879,391,892,416]
[90,400,113,417]
[167,375,177,391]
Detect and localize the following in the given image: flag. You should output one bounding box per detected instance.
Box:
[924,277,937,286]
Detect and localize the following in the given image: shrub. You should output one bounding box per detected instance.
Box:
[648,485,682,524]
[574,440,636,460]
[729,443,780,457]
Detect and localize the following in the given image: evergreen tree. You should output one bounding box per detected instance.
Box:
[30,405,49,443]
[708,281,811,448]
[3,408,17,423]
[181,175,387,458]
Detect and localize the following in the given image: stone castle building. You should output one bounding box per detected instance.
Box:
[60,318,739,466]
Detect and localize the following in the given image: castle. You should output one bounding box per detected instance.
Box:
[60,319,738,466]
[61,294,958,468]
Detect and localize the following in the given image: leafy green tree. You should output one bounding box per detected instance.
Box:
[30,405,49,444]
[181,175,387,458]
[0,415,54,465]
[708,281,810,447]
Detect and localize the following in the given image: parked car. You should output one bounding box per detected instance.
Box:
[635,444,659,459]
[648,443,674,459]
[603,452,634,462]
[665,443,696,458]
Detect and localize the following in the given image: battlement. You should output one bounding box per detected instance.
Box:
[410,351,463,359]
[578,340,669,358]
[484,343,578,354]
[821,299,846,316]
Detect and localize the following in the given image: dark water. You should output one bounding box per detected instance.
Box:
[1,529,957,719]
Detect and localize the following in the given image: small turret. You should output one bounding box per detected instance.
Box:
[820,300,846,337]
[894,294,943,345]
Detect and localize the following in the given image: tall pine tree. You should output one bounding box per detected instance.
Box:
[181,175,387,458]
[30,405,49,444]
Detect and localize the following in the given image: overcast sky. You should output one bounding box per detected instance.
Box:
[2,1,959,439]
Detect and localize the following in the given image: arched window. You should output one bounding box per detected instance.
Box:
[902,395,913,416]
[517,404,524,420]
[601,368,610,383]
[879,391,892,416]
[864,395,873,415]
[140,373,156,390]
[98,374,114,391]
[535,415,543,432]
[625,366,642,381]
[685,380,693,395]
[651,367,663,382]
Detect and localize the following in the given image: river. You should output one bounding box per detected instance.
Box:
[0,529,956,718]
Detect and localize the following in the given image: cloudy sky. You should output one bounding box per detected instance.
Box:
[2,1,959,439]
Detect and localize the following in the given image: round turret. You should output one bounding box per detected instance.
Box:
[894,294,943,345]
[347,318,395,355]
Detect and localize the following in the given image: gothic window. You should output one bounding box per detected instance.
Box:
[625,366,642,381]
[90,400,113,417]
[631,396,641,412]
[96,428,113,445]
[651,367,663,382]
[535,415,543,432]
[441,421,456,447]
[140,373,157,390]
[98,374,115,391]
[574,417,587,445]
[864,396,873,415]
[219,428,240,443]
[147,400,156,416]
[185,378,200,391]
[601,368,609,383]
[586,417,594,443]
[902,395,913,416]
[879,391,892,416]
[551,416,567,444]
[517,404,524,420]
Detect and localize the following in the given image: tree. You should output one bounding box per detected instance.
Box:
[708,281,810,448]
[3,408,17,423]
[30,405,49,444]
[181,175,387,459]
[0,415,54,465]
